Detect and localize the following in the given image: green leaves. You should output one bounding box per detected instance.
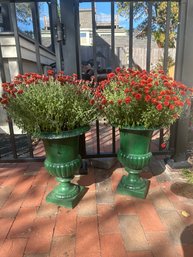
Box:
[6,77,97,135]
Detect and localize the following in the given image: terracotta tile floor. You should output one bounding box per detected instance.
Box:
[0,158,193,257]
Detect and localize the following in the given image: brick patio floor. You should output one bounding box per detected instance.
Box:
[0,158,193,257]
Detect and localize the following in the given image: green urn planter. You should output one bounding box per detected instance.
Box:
[117,127,154,199]
[41,126,89,208]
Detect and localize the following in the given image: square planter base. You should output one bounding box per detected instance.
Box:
[116,176,150,199]
[46,186,87,208]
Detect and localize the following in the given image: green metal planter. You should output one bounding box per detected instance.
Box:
[40,126,89,208]
[117,127,154,199]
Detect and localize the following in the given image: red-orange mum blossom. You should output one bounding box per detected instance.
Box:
[94,67,192,128]
[0,70,95,107]
[0,70,97,134]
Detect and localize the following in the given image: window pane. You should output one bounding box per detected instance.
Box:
[16,3,34,39]
[39,2,52,49]
[80,32,87,38]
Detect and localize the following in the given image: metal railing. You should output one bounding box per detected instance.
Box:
[79,0,179,159]
[0,0,180,162]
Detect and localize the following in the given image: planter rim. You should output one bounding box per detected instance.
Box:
[39,126,90,139]
[118,126,157,132]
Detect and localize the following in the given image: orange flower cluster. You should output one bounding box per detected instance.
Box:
[0,70,97,134]
[0,72,50,105]
[0,70,95,106]
[94,67,192,128]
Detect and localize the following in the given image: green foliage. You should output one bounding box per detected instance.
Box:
[1,74,97,136]
[153,55,175,74]
[182,169,193,184]
[117,2,179,48]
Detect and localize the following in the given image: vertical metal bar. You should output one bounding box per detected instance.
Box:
[171,0,191,163]
[51,0,62,71]
[7,2,13,32]
[30,2,42,74]
[10,2,23,74]
[8,3,22,160]
[79,134,86,158]
[169,0,182,153]
[60,0,78,74]
[146,2,152,72]
[91,2,100,154]
[159,129,164,151]
[35,2,42,45]
[163,1,171,74]
[111,0,115,70]
[112,127,116,154]
[129,1,133,68]
[7,116,17,159]
[0,44,6,82]
[91,1,98,80]
[174,0,184,82]
[96,120,100,154]
[28,3,40,158]
[9,3,34,159]
[48,2,55,53]
[74,0,81,77]
[169,124,176,151]
[27,136,34,158]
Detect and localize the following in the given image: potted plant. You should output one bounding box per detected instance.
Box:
[0,71,97,208]
[95,67,192,198]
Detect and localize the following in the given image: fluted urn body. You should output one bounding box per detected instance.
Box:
[117,127,153,198]
[41,126,89,208]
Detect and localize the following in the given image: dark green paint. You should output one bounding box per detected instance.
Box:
[117,127,153,199]
[41,126,89,208]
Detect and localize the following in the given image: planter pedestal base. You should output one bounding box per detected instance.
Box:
[116,127,153,199]
[46,178,87,208]
[116,175,150,199]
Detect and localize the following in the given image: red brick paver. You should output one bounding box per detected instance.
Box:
[0,160,193,257]
[0,238,27,257]
[135,200,167,231]
[54,208,77,236]
[76,215,100,257]
[100,233,127,257]
[25,216,56,255]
